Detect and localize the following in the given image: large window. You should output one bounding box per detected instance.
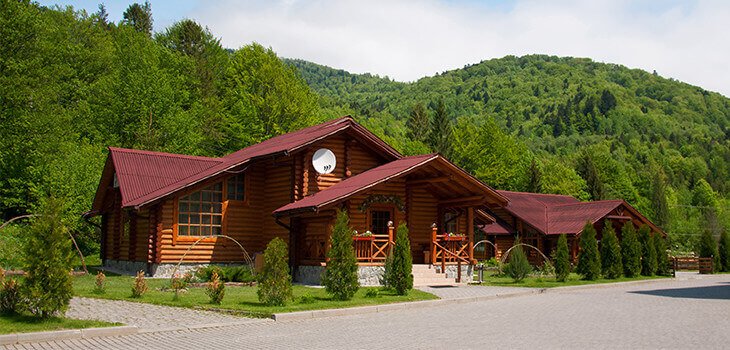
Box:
[444,212,458,234]
[369,209,392,235]
[178,183,223,237]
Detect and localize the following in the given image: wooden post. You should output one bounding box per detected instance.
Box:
[431,223,437,265]
[467,207,474,264]
[457,260,461,283]
[388,221,394,254]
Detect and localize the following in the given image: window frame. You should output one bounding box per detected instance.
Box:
[366,204,396,236]
[172,171,249,245]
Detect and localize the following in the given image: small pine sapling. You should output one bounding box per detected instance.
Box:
[503,237,532,282]
[554,234,571,282]
[600,223,622,279]
[653,233,670,276]
[390,222,413,295]
[576,221,601,280]
[131,271,149,298]
[322,210,360,300]
[257,237,293,306]
[638,225,657,276]
[205,270,225,305]
[621,222,641,277]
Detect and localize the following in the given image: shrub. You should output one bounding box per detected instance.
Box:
[298,292,315,304]
[257,237,292,306]
[621,222,641,277]
[171,277,186,301]
[576,221,600,280]
[322,210,359,300]
[638,225,657,276]
[719,229,730,272]
[131,271,149,298]
[503,237,532,282]
[389,222,413,295]
[1,277,22,315]
[483,257,499,267]
[205,270,225,305]
[554,234,571,282]
[698,229,719,273]
[653,233,670,276]
[364,287,379,298]
[600,223,622,279]
[94,271,106,294]
[22,198,74,318]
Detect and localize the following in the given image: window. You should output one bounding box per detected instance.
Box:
[444,212,458,234]
[178,182,223,237]
[370,209,392,235]
[227,173,246,201]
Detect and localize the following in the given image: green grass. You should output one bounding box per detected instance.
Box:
[73,275,437,316]
[473,272,668,288]
[0,313,118,335]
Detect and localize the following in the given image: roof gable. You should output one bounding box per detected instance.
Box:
[90,116,402,213]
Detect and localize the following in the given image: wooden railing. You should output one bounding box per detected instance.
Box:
[671,256,714,275]
[430,226,471,282]
[353,226,394,263]
[302,235,326,264]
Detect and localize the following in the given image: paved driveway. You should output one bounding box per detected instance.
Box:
[4,274,729,349]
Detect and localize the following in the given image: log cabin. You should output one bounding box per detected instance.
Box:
[87,116,507,284]
[477,190,665,264]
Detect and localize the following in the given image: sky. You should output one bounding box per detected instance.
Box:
[40,0,730,97]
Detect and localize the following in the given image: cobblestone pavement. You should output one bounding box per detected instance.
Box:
[5,275,729,349]
[416,284,532,299]
[66,297,270,332]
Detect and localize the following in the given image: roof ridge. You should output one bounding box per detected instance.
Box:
[498,190,576,198]
[109,147,222,162]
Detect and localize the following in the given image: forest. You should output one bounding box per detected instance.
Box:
[1,1,727,267]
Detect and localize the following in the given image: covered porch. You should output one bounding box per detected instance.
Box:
[273,153,507,273]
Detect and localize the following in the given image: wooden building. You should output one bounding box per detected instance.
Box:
[477,191,665,264]
[88,116,507,283]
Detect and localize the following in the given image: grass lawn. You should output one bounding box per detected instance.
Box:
[474,272,669,288]
[0,314,118,335]
[73,274,438,316]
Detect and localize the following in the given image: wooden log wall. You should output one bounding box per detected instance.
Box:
[261,159,293,250]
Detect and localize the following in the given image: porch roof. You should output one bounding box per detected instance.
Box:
[273,153,508,217]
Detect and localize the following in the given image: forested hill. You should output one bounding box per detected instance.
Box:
[285,56,730,243]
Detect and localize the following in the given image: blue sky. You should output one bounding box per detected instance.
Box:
[37,1,730,97]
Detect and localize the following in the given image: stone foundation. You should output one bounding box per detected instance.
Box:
[434,264,473,283]
[293,265,385,286]
[103,259,249,278]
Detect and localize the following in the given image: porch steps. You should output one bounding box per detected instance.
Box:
[411,264,456,286]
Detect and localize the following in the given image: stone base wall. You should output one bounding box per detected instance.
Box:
[103,259,249,278]
[434,264,473,283]
[293,265,385,286]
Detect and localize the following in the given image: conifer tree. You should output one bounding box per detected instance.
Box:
[122,2,153,36]
[577,153,605,201]
[698,229,719,272]
[638,225,657,276]
[650,169,670,229]
[653,232,670,276]
[554,234,571,282]
[390,222,413,295]
[22,198,74,318]
[718,229,730,272]
[322,210,359,300]
[621,223,641,277]
[429,97,453,158]
[503,236,532,282]
[600,223,622,279]
[525,158,543,193]
[576,221,601,280]
[257,237,293,306]
[407,101,429,143]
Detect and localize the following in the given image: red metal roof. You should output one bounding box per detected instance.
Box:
[274,154,507,216]
[274,154,439,215]
[93,116,402,211]
[547,200,623,235]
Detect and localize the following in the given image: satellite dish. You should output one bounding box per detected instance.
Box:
[312,148,336,174]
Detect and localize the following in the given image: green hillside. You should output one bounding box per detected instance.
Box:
[286,57,730,246]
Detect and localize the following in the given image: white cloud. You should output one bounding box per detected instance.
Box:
[194,0,730,96]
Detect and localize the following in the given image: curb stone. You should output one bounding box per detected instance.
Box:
[0,325,138,346]
[272,276,694,322]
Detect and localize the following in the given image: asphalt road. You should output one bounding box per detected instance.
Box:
[4,274,729,349]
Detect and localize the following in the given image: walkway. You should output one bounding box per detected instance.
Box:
[66,297,270,333]
[5,274,729,349]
